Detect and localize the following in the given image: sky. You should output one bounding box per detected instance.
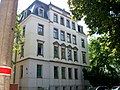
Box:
[18,0,89,34]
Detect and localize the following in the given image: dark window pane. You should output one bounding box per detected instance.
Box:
[20,65,23,78]
[73,35,77,44]
[74,51,78,61]
[72,22,75,30]
[61,67,66,79]
[37,87,44,90]
[68,68,72,79]
[81,39,85,48]
[37,65,42,78]
[21,45,24,57]
[82,52,86,63]
[54,66,59,79]
[66,19,70,28]
[60,17,64,25]
[75,68,78,79]
[37,43,43,56]
[54,14,58,23]
[38,8,44,17]
[38,24,44,35]
[63,87,66,90]
[61,31,65,41]
[54,28,58,39]
[54,45,59,58]
[61,48,66,59]
[67,33,71,43]
[23,26,25,37]
[68,49,72,60]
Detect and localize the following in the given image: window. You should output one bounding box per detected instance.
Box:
[76,86,78,90]
[70,86,72,90]
[19,87,22,90]
[73,35,77,44]
[24,10,27,18]
[66,19,70,28]
[37,65,42,78]
[72,22,75,30]
[53,14,58,23]
[63,87,66,90]
[68,68,72,79]
[82,52,86,63]
[61,31,65,41]
[38,8,44,17]
[20,44,24,57]
[67,33,71,43]
[61,47,66,59]
[81,39,85,48]
[37,43,43,56]
[20,65,23,78]
[54,28,59,39]
[55,87,58,90]
[38,87,44,90]
[75,68,78,79]
[74,51,78,61]
[38,24,44,35]
[54,66,59,79]
[78,25,83,33]
[68,49,72,60]
[54,45,59,58]
[61,67,66,79]
[23,26,25,37]
[60,17,64,25]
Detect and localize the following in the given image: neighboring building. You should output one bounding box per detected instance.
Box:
[12,0,89,90]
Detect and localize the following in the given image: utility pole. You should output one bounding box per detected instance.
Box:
[0,0,18,90]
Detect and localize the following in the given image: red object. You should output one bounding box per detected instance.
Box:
[0,66,11,76]
[10,84,18,90]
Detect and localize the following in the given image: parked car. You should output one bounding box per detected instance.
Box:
[87,87,96,90]
[95,86,109,90]
[111,86,120,90]
[87,86,109,90]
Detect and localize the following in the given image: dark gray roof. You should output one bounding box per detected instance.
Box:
[19,0,85,35]
[19,0,49,22]
[19,0,70,22]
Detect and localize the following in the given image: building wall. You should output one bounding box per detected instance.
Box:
[12,2,89,90]
[15,59,84,90]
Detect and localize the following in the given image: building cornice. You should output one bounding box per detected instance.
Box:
[16,57,89,67]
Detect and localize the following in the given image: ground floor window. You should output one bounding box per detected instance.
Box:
[54,66,59,79]
[38,87,44,90]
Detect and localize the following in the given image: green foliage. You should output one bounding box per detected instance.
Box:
[13,14,23,53]
[83,38,120,87]
[68,0,120,87]
[68,0,120,56]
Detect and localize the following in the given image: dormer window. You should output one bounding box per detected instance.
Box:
[24,10,27,18]
[38,7,44,17]
[53,14,58,23]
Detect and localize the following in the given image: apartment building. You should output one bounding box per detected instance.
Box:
[12,0,89,90]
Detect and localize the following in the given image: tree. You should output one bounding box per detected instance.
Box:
[68,0,120,57]
[12,15,23,84]
[68,0,120,87]
[13,15,23,54]
[83,37,120,87]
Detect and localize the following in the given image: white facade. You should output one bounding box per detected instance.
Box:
[11,1,89,90]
